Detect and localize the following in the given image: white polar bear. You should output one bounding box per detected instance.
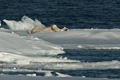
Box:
[27,25,68,34]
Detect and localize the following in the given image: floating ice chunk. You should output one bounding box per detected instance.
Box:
[81,76,86,78]
[45,71,53,77]
[26,74,36,77]
[78,45,82,48]
[56,72,71,77]
[3,16,46,30]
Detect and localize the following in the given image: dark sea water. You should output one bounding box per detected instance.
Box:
[0,0,120,79]
[1,0,120,29]
[58,49,120,79]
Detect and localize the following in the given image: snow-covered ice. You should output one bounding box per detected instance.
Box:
[1,16,120,80]
[0,31,64,55]
[3,16,46,30]
[12,29,120,49]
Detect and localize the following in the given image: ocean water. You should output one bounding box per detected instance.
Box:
[57,49,120,78]
[1,0,120,29]
[0,0,120,79]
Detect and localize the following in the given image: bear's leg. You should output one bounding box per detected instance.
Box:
[31,26,42,33]
[51,25,60,32]
[27,30,32,34]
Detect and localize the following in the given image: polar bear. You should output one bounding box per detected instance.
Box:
[27,25,68,34]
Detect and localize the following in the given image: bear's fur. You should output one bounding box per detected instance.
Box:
[27,25,68,34]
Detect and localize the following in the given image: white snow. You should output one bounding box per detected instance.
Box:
[3,16,46,30]
[0,31,64,55]
[12,29,120,49]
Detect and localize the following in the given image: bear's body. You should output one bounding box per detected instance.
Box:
[27,25,68,34]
